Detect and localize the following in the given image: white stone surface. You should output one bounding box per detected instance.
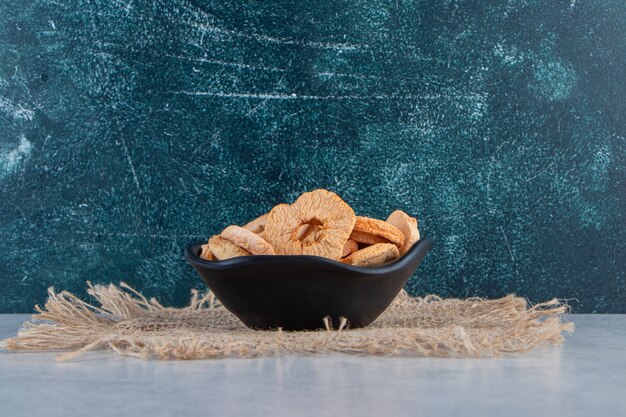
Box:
[1,314,624,417]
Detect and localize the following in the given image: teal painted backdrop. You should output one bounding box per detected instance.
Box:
[1,1,624,313]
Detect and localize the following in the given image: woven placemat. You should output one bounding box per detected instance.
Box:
[1,282,573,361]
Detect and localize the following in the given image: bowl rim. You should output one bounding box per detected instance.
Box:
[185,237,433,275]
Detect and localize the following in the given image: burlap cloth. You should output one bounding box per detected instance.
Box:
[1,282,573,361]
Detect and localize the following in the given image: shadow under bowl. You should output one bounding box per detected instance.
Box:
[185,238,433,331]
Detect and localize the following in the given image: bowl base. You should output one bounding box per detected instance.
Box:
[241,315,370,331]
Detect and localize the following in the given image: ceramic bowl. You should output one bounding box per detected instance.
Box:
[185,238,433,330]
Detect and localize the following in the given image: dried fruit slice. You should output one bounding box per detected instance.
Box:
[243,213,268,235]
[208,235,250,260]
[199,244,216,261]
[350,216,404,248]
[349,230,392,246]
[386,210,420,255]
[264,189,356,260]
[221,225,275,255]
[341,239,359,258]
[341,243,399,267]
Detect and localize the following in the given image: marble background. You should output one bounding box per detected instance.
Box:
[0,0,624,313]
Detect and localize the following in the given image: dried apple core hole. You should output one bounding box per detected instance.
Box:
[297,218,325,245]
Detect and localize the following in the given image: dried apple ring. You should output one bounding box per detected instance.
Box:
[243,213,268,236]
[199,244,216,261]
[221,225,275,255]
[208,235,250,260]
[386,210,420,255]
[341,243,399,267]
[350,216,404,248]
[349,230,392,246]
[264,189,356,260]
[341,239,359,258]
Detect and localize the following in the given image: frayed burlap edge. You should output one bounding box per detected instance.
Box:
[1,282,573,361]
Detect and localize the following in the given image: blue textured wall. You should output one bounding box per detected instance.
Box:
[1,1,624,313]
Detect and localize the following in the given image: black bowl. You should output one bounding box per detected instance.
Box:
[185,238,433,331]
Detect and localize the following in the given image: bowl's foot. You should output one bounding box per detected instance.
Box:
[242,316,368,331]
